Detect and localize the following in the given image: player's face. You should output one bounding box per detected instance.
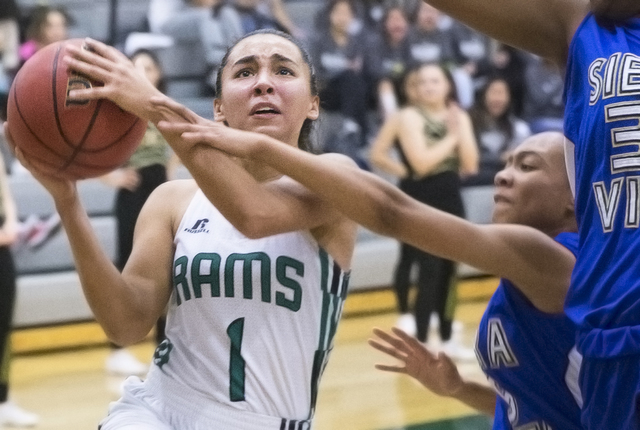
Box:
[214,34,319,147]
[590,0,640,20]
[492,133,574,234]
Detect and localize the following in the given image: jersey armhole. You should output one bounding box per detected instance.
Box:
[564,138,576,198]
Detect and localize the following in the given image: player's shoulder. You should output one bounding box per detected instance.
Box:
[154,178,198,196]
[145,179,199,215]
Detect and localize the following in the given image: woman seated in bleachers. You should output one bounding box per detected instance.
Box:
[462,76,531,187]
[310,0,372,165]
[18,5,69,67]
[147,0,243,90]
[363,2,412,121]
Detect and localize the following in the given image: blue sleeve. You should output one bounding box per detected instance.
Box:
[554,232,579,257]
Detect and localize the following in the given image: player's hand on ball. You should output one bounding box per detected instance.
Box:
[4,123,77,201]
[369,327,465,398]
[63,38,161,120]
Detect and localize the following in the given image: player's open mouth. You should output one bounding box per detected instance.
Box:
[251,104,281,115]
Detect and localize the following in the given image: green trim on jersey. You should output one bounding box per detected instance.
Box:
[310,248,348,418]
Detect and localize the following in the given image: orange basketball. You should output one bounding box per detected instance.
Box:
[7,39,146,180]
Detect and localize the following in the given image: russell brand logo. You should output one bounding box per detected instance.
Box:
[185,218,210,233]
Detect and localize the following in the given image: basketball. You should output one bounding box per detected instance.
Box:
[7,39,147,180]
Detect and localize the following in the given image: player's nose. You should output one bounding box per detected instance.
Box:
[494,167,513,187]
[253,70,274,95]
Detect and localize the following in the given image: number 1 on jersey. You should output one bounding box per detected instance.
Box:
[226,318,246,401]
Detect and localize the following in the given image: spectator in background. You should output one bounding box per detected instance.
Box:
[451,21,491,76]
[370,63,478,359]
[406,3,456,67]
[370,65,422,180]
[364,2,412,121]
[18,5,69,66]
[101,49,179,377]
[357,0,421,33]
[405,3,479,109]
[230,0,285,34]
[463,76,531,186]
[0,0,19,115]
[147,0,243,92]
[474,43,527,117]
[0,114,38,427]
[310,0,371,166]
[449,21,492,108]
[522,55,565,134]
[244,0,302,38]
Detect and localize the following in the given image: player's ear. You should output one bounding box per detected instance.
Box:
[307,95,319,121]
[213,99,226,123]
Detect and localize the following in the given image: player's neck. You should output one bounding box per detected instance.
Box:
[243,160,282,183]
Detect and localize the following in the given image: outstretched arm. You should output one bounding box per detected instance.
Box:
[422,0,589,65]
[158,116,574,313]
[369,327,497,415]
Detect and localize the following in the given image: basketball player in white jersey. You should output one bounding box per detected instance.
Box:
[6,30,357,429]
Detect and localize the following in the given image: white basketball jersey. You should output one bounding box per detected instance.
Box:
[144,189,349,423]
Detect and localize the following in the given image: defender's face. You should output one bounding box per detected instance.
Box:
[590,0,640,20]
[492,134,574,232]
[214,34,319,147]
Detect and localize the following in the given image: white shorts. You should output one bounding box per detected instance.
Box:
[98,376,312,430]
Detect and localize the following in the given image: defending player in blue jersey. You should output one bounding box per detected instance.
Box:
[365,132,581,429]
[363,0,640,428]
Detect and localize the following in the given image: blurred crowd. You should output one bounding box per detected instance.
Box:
[0,0,566,185]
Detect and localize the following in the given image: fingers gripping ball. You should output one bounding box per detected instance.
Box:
[7,39,146,180]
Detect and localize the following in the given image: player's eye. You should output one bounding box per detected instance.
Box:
[520,163,535,172]
[277,67,294,76]
[235,68,253,78]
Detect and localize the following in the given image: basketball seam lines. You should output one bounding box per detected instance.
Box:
[58,99,104,172]
[11,74,66,166]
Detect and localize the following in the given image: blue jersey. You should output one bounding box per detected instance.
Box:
[563,14,640,358]
[475,233,581,429]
